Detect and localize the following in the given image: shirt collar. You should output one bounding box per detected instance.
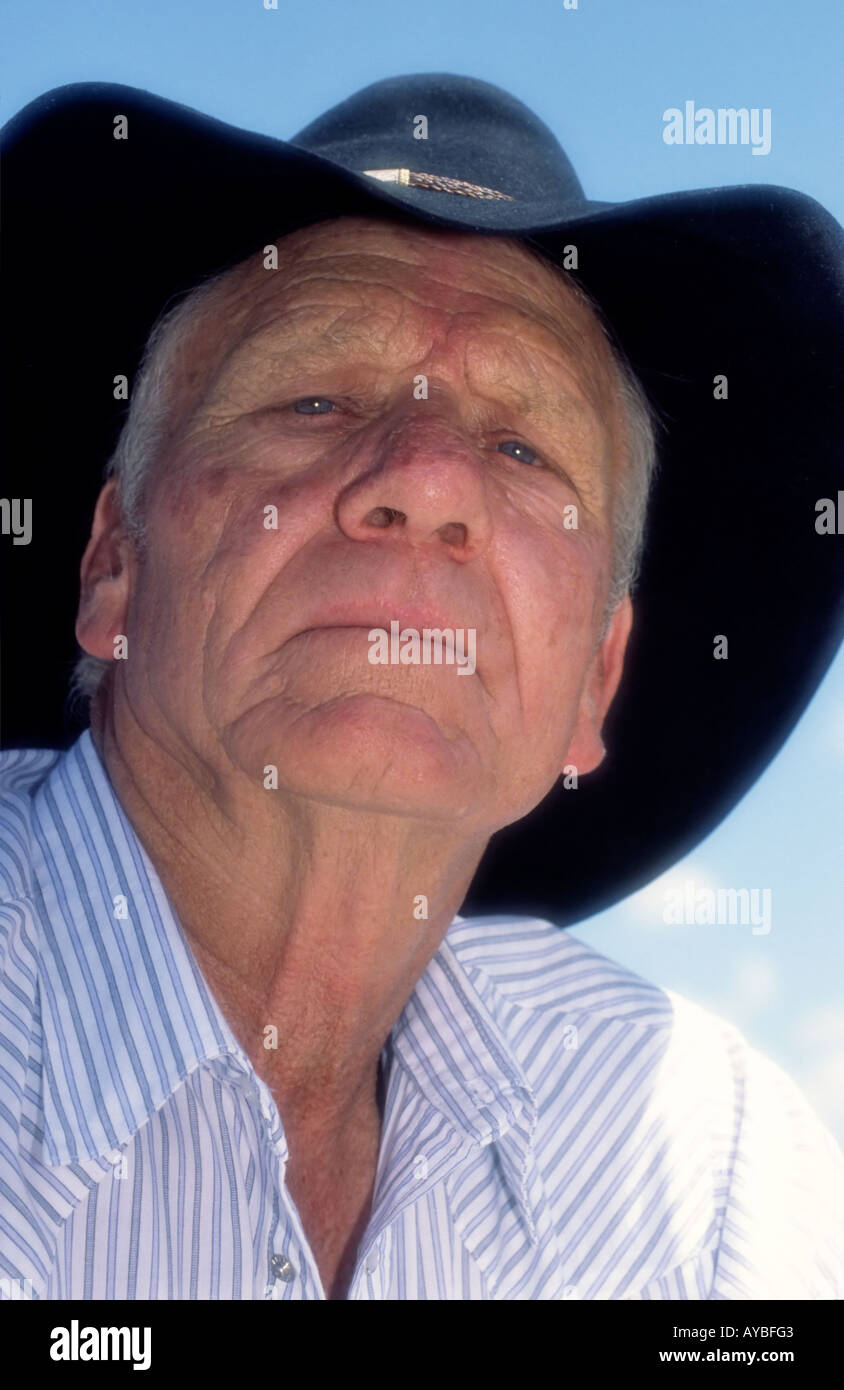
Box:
[31,729,245,1166]
[31,730,538,1235]
[389,941,540,1242]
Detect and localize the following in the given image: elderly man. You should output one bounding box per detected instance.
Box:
[1,73,843,1302]
[75,214,638,1299]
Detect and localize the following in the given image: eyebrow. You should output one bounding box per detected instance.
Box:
[462,333,605,437]
[210,303,604,435]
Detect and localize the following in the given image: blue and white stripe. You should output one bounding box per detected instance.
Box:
[1,730,842,1299]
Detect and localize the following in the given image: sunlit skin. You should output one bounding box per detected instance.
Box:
[75,216,634,1297]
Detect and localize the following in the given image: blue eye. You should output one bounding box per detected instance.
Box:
[293,398,336,414]
[497,439,541,466]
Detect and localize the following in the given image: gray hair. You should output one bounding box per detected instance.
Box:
[67,242,661,720]
[67,269,230,717]
[518,240,664,629]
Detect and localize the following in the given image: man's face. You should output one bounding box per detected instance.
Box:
[78,216,633,833]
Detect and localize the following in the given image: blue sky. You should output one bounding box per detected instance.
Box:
[3,0,843,1140]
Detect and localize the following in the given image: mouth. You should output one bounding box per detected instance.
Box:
[300,605,463,635]
[291,618,478,678]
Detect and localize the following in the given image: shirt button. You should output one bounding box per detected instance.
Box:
[270,1254,295,1282]
[470,1080,494,1104]
[364,1248,380,1274]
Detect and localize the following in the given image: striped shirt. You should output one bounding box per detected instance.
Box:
[1,730,842,1301]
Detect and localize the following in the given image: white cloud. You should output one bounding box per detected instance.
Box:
[790,1001,844,1050]
[728,954,779,1013]
[624,861,718,928]
[796,1049,844,1145]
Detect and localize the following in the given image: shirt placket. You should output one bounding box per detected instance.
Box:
[246,1075,329,1300]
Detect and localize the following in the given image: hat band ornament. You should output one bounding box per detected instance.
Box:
[362,167,515,200]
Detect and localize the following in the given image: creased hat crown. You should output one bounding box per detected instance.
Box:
[290,72,585,206]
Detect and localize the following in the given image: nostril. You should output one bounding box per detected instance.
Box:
[438,521,468,547]
[366,506,406,528]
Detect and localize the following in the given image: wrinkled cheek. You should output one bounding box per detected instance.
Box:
[125,564,183,673]
[125,516,207,674]
[547,533,606,628]
[154,460,232,541]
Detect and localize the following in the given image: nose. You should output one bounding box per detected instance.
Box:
[335,406,493,560]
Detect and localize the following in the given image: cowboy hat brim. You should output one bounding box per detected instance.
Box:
[1,75,842,925]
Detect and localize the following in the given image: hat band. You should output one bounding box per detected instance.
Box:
[362,168,515,201]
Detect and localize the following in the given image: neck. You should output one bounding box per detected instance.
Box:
[89,690,487,1139]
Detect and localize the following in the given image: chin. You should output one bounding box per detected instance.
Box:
[224,690,490,818]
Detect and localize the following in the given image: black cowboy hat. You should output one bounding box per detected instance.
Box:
[1,73,842,926]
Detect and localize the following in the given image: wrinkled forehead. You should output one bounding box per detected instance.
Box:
[175,215,621,426]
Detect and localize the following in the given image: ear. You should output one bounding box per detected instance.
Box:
[74,479,135,661]
[563,593,633,775]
